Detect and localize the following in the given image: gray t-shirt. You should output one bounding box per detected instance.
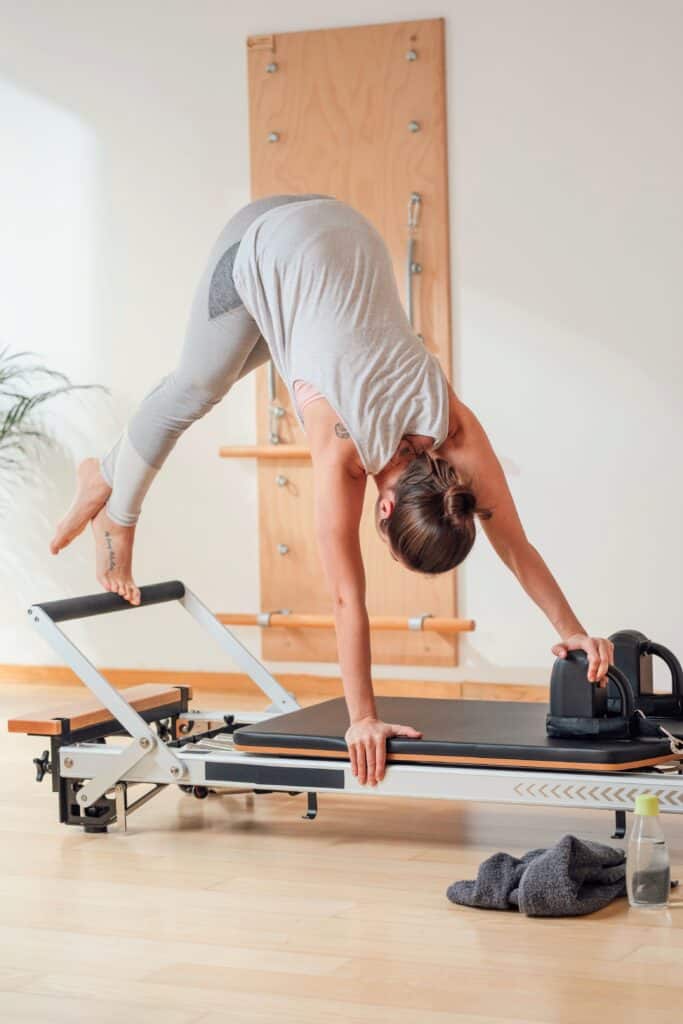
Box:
[233,197,449,474]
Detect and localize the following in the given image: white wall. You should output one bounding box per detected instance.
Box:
[0,1,681,684]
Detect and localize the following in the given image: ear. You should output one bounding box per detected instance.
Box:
[378,495,395,520]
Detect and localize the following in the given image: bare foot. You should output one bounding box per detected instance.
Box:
[91,506,140,605]
[50,458,111,554]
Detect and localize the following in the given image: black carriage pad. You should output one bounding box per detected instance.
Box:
[234,697,680,772]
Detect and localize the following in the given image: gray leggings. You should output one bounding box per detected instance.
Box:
[101,194,324,525]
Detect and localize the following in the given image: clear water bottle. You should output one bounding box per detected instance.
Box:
[626,794,670,908]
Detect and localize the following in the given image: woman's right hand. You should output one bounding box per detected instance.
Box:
[345,717,423,786]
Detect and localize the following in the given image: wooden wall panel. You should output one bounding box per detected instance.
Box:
[246,19,457,664]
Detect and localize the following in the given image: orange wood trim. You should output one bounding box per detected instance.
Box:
[217,613,476,634]
[7,684,190,736]
[0,664,548,703]
[0,663,224,688]
[0,664,230,689]
[219,445,311,460]
[460,682,549,703]
[232,742,681,773]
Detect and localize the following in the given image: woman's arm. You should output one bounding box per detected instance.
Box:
[313,459,375,720]
[439,395,613,681]
[312,454,422,783]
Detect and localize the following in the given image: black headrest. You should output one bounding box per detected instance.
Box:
[547,651,635,739]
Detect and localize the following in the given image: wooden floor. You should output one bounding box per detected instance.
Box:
[3,684,683,1023]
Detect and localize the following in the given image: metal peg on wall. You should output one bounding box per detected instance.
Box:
[406,192,423,337]
[268,362,285,444]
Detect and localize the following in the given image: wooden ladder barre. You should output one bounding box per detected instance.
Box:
[218,612,475,634]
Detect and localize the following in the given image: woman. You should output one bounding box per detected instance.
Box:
[50,194,614,786]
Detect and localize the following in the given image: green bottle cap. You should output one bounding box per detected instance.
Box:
[634,794,659,816]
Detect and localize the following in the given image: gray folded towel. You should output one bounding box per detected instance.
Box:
[447,834,626,917]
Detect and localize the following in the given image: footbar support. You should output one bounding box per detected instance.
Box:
[114,782,166,833]
[179,588,299,714]
[28,605,187,807]
[28,580,299,813]
[77,736,175,808]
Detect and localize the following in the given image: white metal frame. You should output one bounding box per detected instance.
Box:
[56,742,683,814]
[178,589,298,715]
[28,585,299,811]
[28,584,683,830]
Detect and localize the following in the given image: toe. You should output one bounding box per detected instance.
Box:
[50,525,65,555]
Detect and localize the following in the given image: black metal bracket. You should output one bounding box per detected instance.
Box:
[302,792,318,820]
[612,809,627,839]
[170,715,236,748]
[156,718,173,743]
[60,778,116,833]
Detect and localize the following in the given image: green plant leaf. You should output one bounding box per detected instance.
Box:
[0,347,106,507]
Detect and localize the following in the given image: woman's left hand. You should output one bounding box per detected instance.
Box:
[551,634,615,685]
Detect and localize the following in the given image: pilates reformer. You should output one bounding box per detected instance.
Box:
[9,580,683,838]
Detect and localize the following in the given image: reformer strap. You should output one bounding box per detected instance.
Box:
[634,709,683,756]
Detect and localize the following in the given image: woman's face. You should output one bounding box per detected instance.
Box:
[373,464,408,556]
[373,442,420,549]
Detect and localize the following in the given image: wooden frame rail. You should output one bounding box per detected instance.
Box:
[218,612,475,634]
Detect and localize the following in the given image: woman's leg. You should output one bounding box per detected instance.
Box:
[50,228,270,601]
[93,304,267,600]
[49,193,327,599]
[102,303,265,527]
[50,194,320,567]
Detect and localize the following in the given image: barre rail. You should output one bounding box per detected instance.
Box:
[218,612,475,634]
[219,445,311,460]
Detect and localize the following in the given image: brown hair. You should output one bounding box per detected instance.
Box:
[377,454,492,574]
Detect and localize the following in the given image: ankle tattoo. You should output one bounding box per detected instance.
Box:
[104,531,116,571]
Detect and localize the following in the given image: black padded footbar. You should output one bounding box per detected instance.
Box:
[35,581,185,623]
[234,698,677,768]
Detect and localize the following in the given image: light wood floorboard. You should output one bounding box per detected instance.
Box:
[3,683,683,1023]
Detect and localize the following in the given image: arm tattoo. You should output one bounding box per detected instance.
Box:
[334,422,350,439]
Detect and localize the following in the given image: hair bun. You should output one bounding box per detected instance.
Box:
[443,483,477,522]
